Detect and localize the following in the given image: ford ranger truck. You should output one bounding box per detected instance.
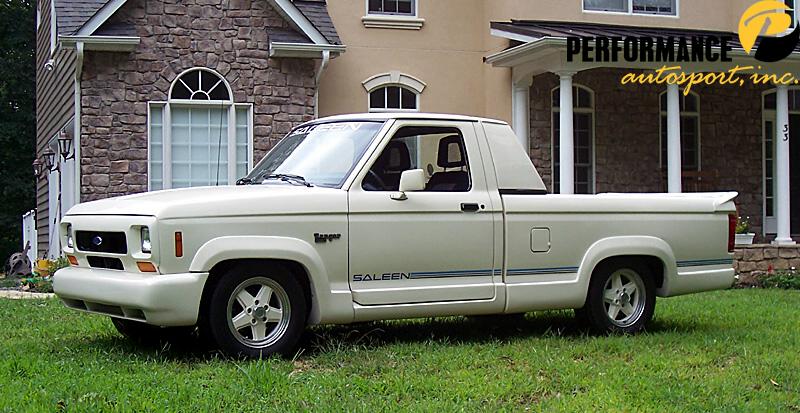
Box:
[54,113,737,358]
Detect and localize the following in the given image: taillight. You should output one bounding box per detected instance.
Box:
[728,214,736,252]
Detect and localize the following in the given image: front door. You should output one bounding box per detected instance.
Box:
[348,121,497,305]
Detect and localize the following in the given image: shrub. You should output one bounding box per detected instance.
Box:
[735,216,751,234]
[758,269,800,290]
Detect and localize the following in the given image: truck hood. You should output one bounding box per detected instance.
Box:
[65,185,347,219]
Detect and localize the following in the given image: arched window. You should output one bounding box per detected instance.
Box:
[363,71,425,112]
[659,91,700,172]
[369,86,418,111]
[149,68,252,190]
[169,68,231,101]
[552,85,595,194]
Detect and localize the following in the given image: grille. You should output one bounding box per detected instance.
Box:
[76,231,127,254]
[87,256,124,270]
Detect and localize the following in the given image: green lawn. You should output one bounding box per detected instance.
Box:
[1,289,798,412]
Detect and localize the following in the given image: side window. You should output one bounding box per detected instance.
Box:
[362,126,471,192]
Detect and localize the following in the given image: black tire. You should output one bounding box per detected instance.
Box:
[203,264,307,358]
[110,318,196,346]
[576,261,655,334]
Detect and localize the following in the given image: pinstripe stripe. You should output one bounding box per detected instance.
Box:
[676,258,734,267]
[506,266,579,276]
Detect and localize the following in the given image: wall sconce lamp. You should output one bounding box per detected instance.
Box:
[58,131,75,161]
[42,148,57,172]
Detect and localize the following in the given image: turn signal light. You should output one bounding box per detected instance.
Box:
[67,255,78,266]
[136,261,157,273]
[175,232,183,258]
[728,214,737,253]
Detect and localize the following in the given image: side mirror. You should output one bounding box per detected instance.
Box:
[399,169,426,192]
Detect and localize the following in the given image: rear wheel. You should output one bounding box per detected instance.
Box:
[110,318,196,346]
[576,262,655,334]
[204,264,307,358]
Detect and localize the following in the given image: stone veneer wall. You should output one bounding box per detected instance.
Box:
[734,244,800,285]
[529,68,768,236]
[79,0,317,201]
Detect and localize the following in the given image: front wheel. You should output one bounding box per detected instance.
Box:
[204,265,307,358]
[576,263,655,334]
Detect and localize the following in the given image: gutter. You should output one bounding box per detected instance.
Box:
[269,42,346,58]
[59,35,140,52]
[73,42,84,205]
[484,37,565,66]
[314,50,331,118]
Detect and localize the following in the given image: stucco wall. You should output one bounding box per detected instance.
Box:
[79,0,316,201]
[319,0,493,118]
[321,0,760,123]
[529,68,768,236]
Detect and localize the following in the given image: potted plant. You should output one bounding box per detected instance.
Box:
[735,216,755,245]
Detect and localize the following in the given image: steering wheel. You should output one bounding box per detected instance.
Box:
[364,170,387,191]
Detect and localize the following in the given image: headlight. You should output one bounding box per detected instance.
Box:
[141,226,152,253]
[66,224,74,248]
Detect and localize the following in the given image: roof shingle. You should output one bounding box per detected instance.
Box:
[293,0,341,45]
[55,0,108,35]
[53,0,342,47]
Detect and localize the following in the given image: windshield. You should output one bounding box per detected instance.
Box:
[243,121,384,188]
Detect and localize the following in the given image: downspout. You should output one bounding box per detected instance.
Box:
[313,50,330,118]
[73,41,84,204]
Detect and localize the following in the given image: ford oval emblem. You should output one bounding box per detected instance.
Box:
[92,235,103,246]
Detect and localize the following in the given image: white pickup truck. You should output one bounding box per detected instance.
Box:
[54,113,737,357]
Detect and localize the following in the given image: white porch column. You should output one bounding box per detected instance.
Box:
[558,72,576,195]
[774,85,795,245]
[666,83,683,193]
[511,78,532,151]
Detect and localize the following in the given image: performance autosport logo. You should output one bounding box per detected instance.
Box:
[739,0,800,62]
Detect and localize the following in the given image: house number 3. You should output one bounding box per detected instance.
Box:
[783,124,790,142]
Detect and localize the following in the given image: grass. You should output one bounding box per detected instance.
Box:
[1,289,798,412]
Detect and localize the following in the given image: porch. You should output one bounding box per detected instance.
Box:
[487,21,800,244]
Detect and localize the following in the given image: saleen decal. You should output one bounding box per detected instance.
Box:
[352,273,411,282]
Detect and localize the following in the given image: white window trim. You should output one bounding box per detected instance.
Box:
[551,84,597,195]
[762,87,800,234]
[658,90,702,171]
[147,102,254,190]
[582,0,680,18]
[362,0,424,29]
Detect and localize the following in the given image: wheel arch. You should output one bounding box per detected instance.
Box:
[191,236,343,324]
[576,236,678,303]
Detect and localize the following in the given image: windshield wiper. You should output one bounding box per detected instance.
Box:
[236,177,255,185]
[264,173,314,187]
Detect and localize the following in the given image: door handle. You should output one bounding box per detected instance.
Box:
[460,203,480,212]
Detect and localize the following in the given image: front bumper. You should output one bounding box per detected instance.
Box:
[53,266,209,326]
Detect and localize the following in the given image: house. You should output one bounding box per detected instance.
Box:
[35,0,343,257]
[35,0,799,261]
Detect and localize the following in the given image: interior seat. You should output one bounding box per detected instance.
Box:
[426,135,470,192]
[376,140,411,191]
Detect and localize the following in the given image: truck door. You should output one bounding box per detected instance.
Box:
[348,120,497,305]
